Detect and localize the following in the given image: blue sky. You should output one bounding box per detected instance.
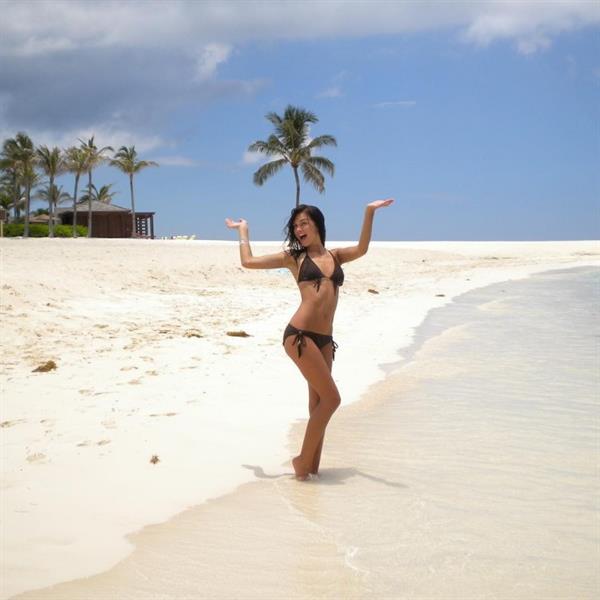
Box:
[2,1,599,240]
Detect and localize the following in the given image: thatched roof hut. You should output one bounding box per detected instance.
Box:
[57,201,155,238]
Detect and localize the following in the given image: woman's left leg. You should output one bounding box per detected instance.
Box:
[308,342,334,474]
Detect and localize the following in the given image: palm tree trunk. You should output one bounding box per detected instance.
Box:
[72,173,80,238]
[87,170,93,238]
[24,184,31,238]
[48,175,55,238]
[129,174,136,237]
[293,166,301,208]
[14,183,21,220]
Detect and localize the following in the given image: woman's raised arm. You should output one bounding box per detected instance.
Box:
[335,199,394,265]
[225,218,291,270]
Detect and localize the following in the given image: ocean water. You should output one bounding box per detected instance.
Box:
[291,265,600,599]
[15,267,599,600]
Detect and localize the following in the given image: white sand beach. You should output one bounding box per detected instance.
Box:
[1,238,599,599]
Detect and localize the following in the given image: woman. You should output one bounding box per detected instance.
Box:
[225,199,393,480]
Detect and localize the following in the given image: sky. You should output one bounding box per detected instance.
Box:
[1,0,599,240]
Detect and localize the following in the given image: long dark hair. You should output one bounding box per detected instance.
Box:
[284,204,326,259]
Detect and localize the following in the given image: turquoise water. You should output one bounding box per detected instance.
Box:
[307,265,600,598]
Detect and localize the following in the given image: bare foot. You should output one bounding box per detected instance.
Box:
[292,456,309,481]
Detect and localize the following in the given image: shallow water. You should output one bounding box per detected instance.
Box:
[302,265,600,598]
[14,267,599,600]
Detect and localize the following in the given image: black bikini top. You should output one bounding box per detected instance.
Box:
[297,250,344,292]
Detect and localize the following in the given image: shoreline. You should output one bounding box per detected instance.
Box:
[1,239,599,598]
[9,261,599,600]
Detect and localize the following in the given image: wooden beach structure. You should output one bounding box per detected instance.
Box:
[57,200,155,238]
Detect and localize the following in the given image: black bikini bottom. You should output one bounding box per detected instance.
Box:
[283,324,338,360]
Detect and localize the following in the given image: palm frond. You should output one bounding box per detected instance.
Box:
[110,145,158,174]
[248,136,288,159]
[307,135,337,150]
[132,159,159,173]
[301,161,325,193]
[305,155,335,177]
[64,147,88,174]
[35,145,65,177]
[283,105,318,126]
[247,140,269,153]
[252,158,288,186]
[265,112,283,128]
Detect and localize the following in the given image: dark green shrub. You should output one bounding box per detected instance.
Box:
[54,225,88,237]
[2,223,88,237]
[28,224,49,237]
[3,223,22,236]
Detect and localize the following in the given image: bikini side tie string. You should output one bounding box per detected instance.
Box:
[293,330,306,358]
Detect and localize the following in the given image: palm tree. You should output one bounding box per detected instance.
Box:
[64,146,88,237]
[248,105,337,207]
[36,146,65,237]
[0,160,23,220]
[110,146,158,237]
[79,136,113,237]
[34,184,71,228]
[1,133,37,236]
[0,187,13,215]
[79,183,117,205]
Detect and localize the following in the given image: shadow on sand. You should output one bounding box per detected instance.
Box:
[242,464,406,489]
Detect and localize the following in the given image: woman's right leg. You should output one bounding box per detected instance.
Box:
[284,337,341,479]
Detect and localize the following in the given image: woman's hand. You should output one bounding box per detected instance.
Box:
[367,198,394,210]
[225,218,248,230]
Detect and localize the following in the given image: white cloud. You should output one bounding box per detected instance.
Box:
[373,100,417,109]
[152,156,200,167]
[316,70,351,99]
[461,1,600,54]
[0,123,167,154]
[2,1,598,58]
[242,150,264,165]
[2,1,598,155]
[517,34,552,55]
[317,86,344,99]
[195,43,232,81]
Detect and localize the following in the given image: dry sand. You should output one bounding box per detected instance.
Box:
[1,238,598,599]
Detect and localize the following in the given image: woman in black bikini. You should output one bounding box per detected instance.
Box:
[225,199,393,480]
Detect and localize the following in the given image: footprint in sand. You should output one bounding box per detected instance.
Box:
[97,440,111,446]
[149,412,178,418]
[26,453,47,463]
[101,418,116,429]
[77,441,91,447]
[1,419,27,428]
